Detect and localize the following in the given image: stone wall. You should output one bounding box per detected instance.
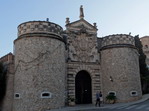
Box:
[13,21,66,111]
[101,34,142,102]
[140,36,149,65]
[0,53,14,64]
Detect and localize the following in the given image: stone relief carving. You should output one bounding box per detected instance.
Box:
[67,31,98,62]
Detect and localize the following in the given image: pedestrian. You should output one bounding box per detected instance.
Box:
[95,91,101,107]
[99,91,103,106]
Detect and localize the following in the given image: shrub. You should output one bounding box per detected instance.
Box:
[106,94,117,104]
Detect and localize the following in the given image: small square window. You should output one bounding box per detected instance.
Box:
[130,91,138,96]
[41,92,52,99]
[14,93,21,99]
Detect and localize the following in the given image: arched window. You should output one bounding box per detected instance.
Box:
[108,91,116,96]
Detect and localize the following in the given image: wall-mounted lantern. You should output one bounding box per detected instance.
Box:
[110,76,113,82]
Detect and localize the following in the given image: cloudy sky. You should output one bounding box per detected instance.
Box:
[1,0,149,57]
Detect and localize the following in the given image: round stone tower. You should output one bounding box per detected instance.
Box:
[13,21,66,111]
[101,34,142,102]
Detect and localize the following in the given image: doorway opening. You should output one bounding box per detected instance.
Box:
[75,70,92,104]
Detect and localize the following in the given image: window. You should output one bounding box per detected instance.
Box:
[130,91,138,96]
[108,91,116,96]
[41,92,52,98]
[14,93,21,99]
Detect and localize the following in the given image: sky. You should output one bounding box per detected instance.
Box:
[1,0,149,57]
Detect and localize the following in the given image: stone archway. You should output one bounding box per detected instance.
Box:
[75,70,92,104]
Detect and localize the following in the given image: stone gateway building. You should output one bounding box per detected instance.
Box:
[0,6,142,111]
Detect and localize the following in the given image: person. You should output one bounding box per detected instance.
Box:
[95,91,101,107]
[99,91,103,106]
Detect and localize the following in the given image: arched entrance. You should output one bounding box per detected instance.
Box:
[75,70,92,104]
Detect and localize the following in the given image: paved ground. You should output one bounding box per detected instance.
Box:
[82,100,149,111]
[47,94,149,111]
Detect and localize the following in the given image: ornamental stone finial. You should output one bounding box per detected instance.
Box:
[93,23,97,28]
[65,17,70,25]
[46,18,49,22]
[79,5,84,19]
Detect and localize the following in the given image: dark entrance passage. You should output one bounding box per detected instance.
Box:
[75,70,92,104]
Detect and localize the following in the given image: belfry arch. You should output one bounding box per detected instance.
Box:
[75,70,92,104]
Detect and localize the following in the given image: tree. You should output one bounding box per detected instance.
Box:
[134,35,149,94]
[0,62,7,102]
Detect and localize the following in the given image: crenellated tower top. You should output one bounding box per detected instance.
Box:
[17,21,63,38]
[100,34,136,50]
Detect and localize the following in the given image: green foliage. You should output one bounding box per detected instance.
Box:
[134,35,149,93]
[67,96,75,102]
[0,62,7,101]
[106,94,116,100]
[106,94,117,104]
[135,35,148,76]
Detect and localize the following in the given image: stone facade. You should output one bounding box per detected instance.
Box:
[140,36,149,65]
[0,6,142,111]
[65,18,100,104]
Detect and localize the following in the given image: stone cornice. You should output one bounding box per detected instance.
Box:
[100,44,137,51]
[14,33,64,44]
